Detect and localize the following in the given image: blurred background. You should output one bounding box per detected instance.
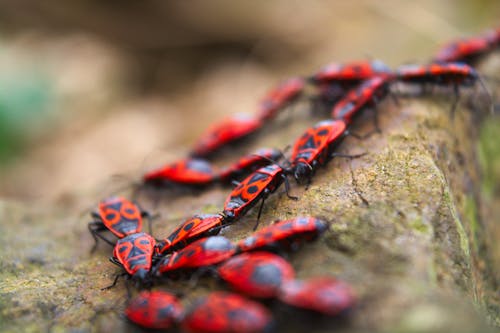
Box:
[0,0,499,203]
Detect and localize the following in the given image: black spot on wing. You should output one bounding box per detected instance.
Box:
[183,222,195,231]
[128,246,147,259]
[301,136,318,149]
[167,227,182,243]
[247,185,259,194]
[247,172,268,183]
[317,129,329,136]
[251,264,282,287]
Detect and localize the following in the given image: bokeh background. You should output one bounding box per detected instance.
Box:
[1,2,500,332]
[0,0,499,203]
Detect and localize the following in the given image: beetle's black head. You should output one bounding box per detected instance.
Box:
[293,162,313,184]
[132,269,153,288]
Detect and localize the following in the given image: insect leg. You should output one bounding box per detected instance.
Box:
[282,174,298,200]
[253,194,267,231]
[101,272,127,290]
[88,221,115,253]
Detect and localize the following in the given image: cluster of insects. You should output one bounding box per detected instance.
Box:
[88,26,499,332]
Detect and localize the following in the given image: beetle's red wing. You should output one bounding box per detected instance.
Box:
[258,77,305,121]
[143,158,215,185]
[291,120,346,165]
[114,233,155,275]
[99,197,143,238]
[223,169,276,218]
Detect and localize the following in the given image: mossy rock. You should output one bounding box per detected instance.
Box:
[0,90,499,333]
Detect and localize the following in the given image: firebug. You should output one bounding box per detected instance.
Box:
[289,119,348,184]
[105,232,156,289]
[88,197,151,252]
[156,214,228,255]
[237,217,328,253]
[223,164,296,230]
[181,292,274,333]
[154,236,236,277]
[191,113,262,158]
[278,277,355,316]
[257,77,305,121]
[125,290,183,329]
[143,158,217,187]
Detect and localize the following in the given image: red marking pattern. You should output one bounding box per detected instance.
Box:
[97,197,143,238]
[290,119,347,182]
[113,232,156,276]
[223,164,287,220]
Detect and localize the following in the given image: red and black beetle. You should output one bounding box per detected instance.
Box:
[289,119,348,184]
[237,217,328,253]
[433,28,499,64]
[278,277,355,316]
[310,60,393,106]
[155,214,229,255]
[257,77,305,121]
[88,197,151,252]
[191,113,263,158]
[396,62,481,86]
[181,291,275,333]
[310,59,392,85]
[395,62,492,114]
[154,236,236,277]
[125,290,183,329]
[143,158,217,187]
[331,76,393,126]
[223,164,296,229]
[105,232,156,289]
[218,148,283,184]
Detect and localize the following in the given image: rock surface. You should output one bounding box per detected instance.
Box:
[1,87,499,332]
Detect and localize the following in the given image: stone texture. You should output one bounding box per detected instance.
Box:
[1,85,499,332]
